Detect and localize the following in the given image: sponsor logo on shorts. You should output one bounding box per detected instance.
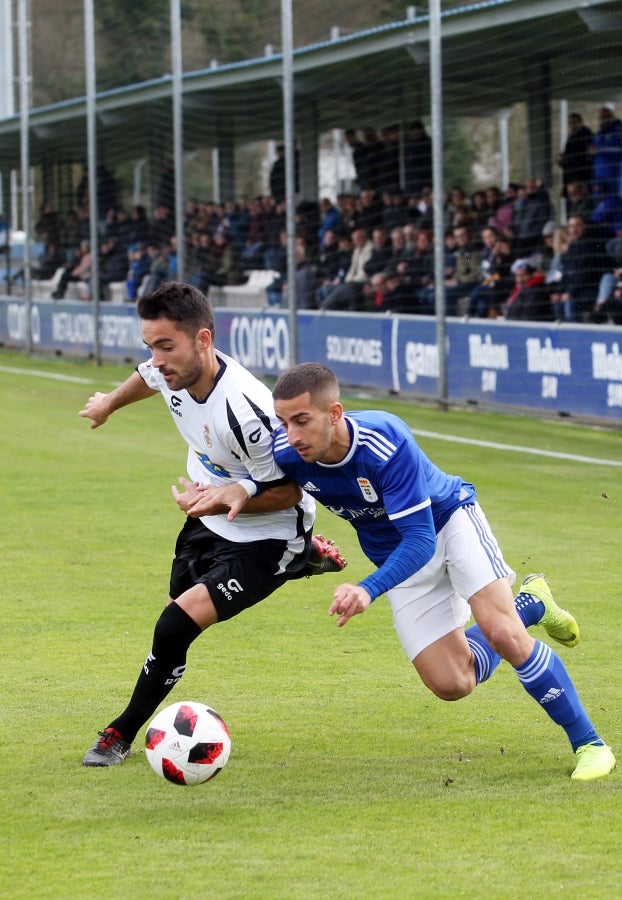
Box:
[217,578,244,602]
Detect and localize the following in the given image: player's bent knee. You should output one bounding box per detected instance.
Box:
[413,661,475,701]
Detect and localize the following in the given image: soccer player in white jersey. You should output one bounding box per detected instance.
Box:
[79,283,344,767]
[267,362,614,781]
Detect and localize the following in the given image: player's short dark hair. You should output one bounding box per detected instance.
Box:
[137,281,216,339]
[273,362,339,402]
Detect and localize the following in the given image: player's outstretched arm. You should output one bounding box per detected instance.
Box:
[174,477,303,522]
[328,584,372,627]
[79,371,157,428]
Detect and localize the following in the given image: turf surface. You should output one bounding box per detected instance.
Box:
[1,349,621,898]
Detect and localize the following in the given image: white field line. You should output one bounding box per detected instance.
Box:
[414,429,622,468]
[2,364,621,468]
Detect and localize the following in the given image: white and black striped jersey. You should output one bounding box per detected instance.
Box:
[138,351,315,543]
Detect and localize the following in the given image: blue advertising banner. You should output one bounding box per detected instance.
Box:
[0,298,149,361]
[1,298,621,421]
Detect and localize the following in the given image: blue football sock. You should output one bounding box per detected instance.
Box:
[514,591,545,628]
[514,640,600,750]
[466,624,502,684]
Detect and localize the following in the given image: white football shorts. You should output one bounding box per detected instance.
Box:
[389,501,516,661]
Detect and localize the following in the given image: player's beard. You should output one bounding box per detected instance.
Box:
[160,349,204,394]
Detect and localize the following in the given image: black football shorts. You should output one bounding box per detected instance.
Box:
[169,516,311,621]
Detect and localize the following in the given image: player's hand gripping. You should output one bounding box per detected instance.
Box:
[78,392,112,429]
[328,583,372,627]
[172,477,249,521]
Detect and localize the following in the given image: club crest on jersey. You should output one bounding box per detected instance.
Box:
[194,450,231,479]
[203,425,212,448]
[357,477,378,502]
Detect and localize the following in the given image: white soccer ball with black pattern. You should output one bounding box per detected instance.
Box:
[145,700,231,785]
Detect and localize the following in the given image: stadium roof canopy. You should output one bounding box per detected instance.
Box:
[0,0,620,172]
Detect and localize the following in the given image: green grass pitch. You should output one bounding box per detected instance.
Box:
[1,348,621,898]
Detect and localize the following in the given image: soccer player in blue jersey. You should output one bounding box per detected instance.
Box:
[268,362,615,781]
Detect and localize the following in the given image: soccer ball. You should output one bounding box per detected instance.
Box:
[145,700,231,785]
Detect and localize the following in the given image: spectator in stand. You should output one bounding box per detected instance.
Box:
[445,186,473,231]
[546,227,570,319]
[604,281,622,324]
[319,226,372,311]
[241,197,267,269]
[504,259,552,321]
[269,144,299,202]
[268,235,317,310]
[315,231,352,307]
[96,164,120,223]
[589,181,622,239]
[470,190,490,233]
[593,232,622,323]
[363,227,392,278]
[125,243,151,301]
[317,198,343,250]
[344,129,368,192]
[315,228,339,283]
[30,240,66,281]
[415,187,435,232]
[264,228,288,275]
[403,222,419,254]
[403,229,435,312]
[484,186,502,223]
[466,226,512,318]
[74,205,91,246]
[367,270,389,312]
[443,224,482,316]
[490,182,521,238]
[291,235,317,309]
[336,193,357,234]
[354,188,383,234]
[557,113,594,199]
[269,144,286,201]
[128,205,151,246]
[52,240,92,300]
[222,199,250,251]
[513,177,554,255]
[528,220,557,275]
[381,189,409,231]
[138,242,171,297]
[149,204,175,247]
[404,120,433,197]
[565,180,594,221]
[202,228,243,291]
[35,202,63,246]
[588,106,622,199]
[359,127,384,192]
[387,225,414,274]
[377,264,414,313]
[115,208,135,252]
[556,214,606,322]
[99,235,130,299]
[101,206,121,243]
[377,124,401,196]
[62,210,82,263]
[187,232,214,292]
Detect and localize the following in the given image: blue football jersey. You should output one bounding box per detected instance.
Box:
[273,410,476,599]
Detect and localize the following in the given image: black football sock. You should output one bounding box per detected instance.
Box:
[108,602,202,744]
